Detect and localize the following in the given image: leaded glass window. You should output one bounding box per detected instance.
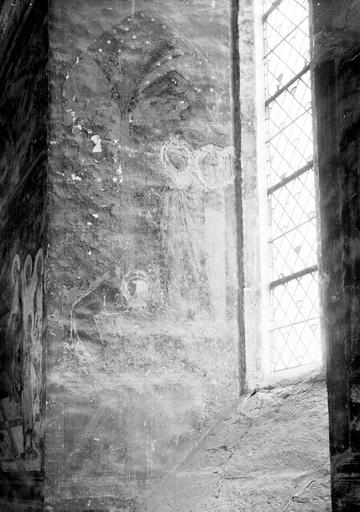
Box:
[263,0,321,371]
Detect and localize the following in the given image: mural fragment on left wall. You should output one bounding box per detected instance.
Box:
[0,249,44,472]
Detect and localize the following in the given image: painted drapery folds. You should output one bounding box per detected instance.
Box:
[47,0,239,509]
[1,250,44,471]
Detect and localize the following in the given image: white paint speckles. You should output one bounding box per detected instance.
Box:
[91,135,102,153]
[116,164,124,183]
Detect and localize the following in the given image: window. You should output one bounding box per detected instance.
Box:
[263,0,321,372]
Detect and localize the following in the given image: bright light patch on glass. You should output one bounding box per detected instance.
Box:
[270,218,317,280]
[264,0,321,372]
[272,318,321,372]
[266,73,313,185]
[271,272,321,371]
[269,169,316,240]
[271,272,320,328]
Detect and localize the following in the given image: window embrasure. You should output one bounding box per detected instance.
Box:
[262,0,321,372]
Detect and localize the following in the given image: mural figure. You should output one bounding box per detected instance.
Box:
[20,250,43,460]
[159,137,234,317]
[0,249,43,470]
[159,137,209,316]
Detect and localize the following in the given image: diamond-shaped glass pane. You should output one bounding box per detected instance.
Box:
[272,318,321,372]
[264,0,320,372]
[269,169,316,240]
[264,0,310,98]
[266,72,312,140]
[270,217,317,280]
[266,73,313,186]
[271,271,321,371]
[271,271,320,329]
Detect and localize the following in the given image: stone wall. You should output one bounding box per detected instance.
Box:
[0,1,48,509]
[238,0,269,386]
[46,1,240,509]
[313,0,360,509]
[3,1,356,510]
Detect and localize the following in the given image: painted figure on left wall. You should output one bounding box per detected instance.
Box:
[0,249,44,471]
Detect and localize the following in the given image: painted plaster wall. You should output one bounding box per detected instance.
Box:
[46,1,240,509]
[312,0,360,509]
[0,1,48,509]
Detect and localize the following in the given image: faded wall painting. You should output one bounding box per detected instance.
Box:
[0,1,48,505]
[48,0,239,509]
[0,251,44,472]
